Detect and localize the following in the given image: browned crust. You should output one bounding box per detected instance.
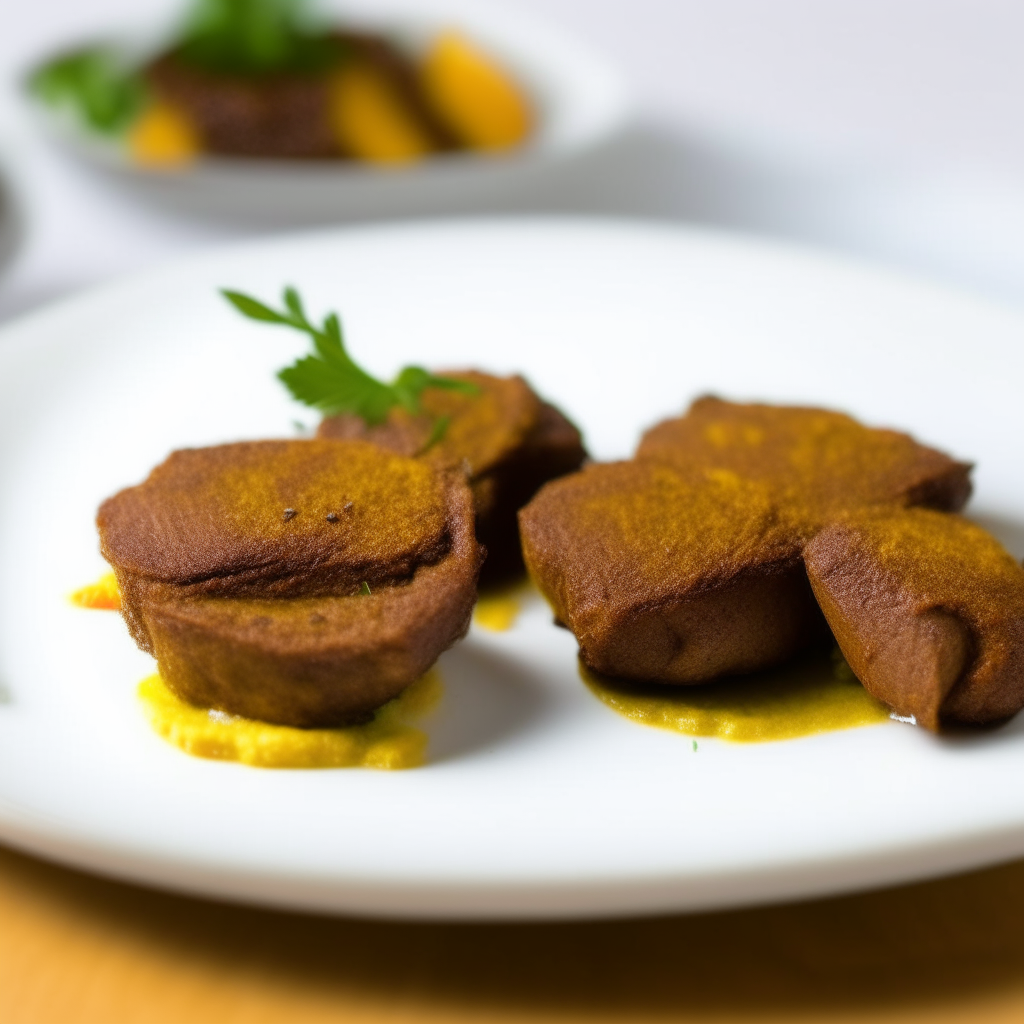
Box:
[145,53,339,158]
[805,509,1024,729]
[124,477,481,727]
[318,372,586,582]
[98,440,450,598]
[520,398,1023,724]
[519,461,825,683]
[101,440,483,726]
[637,396,973,526]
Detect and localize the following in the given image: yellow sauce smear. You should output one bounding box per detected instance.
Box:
[70,572,121,611]
[139,669,442,770]
[473,578,531,632]
[582,649,890,742]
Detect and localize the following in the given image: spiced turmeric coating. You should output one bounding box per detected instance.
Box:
[318,371,586,581]
[521,397,1022,729]
[99,439,482,727]
[99,440,449,598]
[519,462,826,682]
[805,508,1024,731]
[637,396,973,530]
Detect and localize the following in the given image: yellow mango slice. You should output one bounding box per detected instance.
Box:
[329,63,435,164]
[128,103,201,168]
[421,31,532,151]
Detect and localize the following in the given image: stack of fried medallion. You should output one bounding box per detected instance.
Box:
[319,370,586,581]
[520,397,1024,730]
[99,439,482,727]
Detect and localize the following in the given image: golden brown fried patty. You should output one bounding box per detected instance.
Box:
[637,396,972,528]
[318,371,587,581]
[519,462,825,683]
[520,398,1021,729]
[805,508,1024,731]
[99,439,482,726]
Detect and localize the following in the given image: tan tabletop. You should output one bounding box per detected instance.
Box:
[4,844,1024,1023]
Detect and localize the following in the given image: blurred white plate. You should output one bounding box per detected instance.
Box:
[29,0,630,224]
[1,218,1024,920]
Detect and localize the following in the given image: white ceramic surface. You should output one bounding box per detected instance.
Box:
[1,218,1023,921]
[28,0,630,225]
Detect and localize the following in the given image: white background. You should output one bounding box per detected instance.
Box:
[3,0,1024,316]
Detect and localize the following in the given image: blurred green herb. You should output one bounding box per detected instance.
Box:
[176,0,341,76]
[29,47,146,134]
[223,287,478,431]
[360,581,372,596]
[831,646,857,684]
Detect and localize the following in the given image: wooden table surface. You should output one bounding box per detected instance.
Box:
[4,844,1024,1023]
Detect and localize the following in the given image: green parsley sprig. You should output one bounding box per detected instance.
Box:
[29,47,147,135]
[223,287,477,431]
[176,0,341,77]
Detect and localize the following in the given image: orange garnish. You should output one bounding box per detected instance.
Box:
[71,572,121,611]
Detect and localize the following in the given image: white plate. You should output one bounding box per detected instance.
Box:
[1,218,1024,921]
[29,0,630,224]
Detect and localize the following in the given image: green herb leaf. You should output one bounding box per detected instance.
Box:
[222,290,293,324]
[360,581,372,596]
[176,0,342,76]
[224,287,479,431]
[29,47,147,135]
[418,415,451,455]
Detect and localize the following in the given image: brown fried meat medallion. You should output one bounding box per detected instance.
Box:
[99,440,482,727]
[806,509,1024,731]
[319,371,586,581]
[637,396,973,527]
[519,462,825,683]
[520,398,1017,729]
[144,33,457,159]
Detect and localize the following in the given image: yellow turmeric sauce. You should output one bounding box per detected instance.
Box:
[139,669,442,770]
[71,573,439,769]
[581,649,891,743]
[77,575,884,753]
[473,577,532,632]
[70,572,121,611]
